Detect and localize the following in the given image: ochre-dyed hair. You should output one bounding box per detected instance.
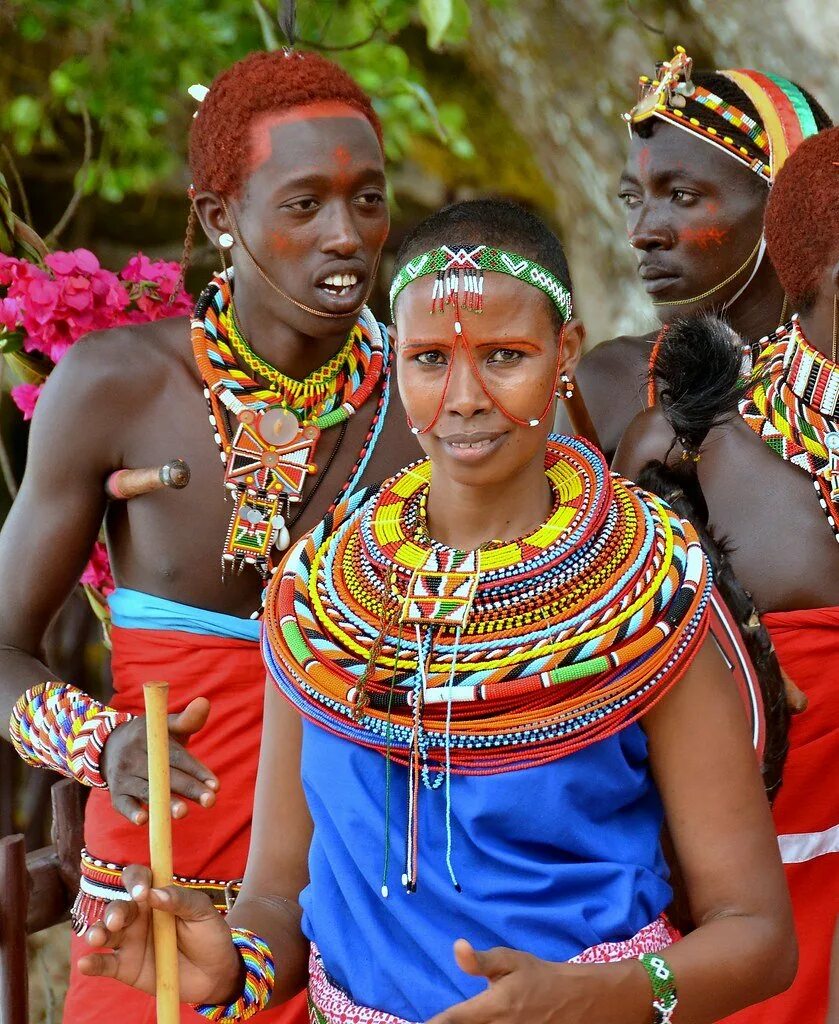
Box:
[765,126,839,311]
[189,50,383,198]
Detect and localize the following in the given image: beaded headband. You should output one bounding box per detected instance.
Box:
[389,245,573,323]
[624,46,820,182]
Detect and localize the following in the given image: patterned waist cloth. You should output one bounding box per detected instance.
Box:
[73,848,242,934]
[307,917,678,1024]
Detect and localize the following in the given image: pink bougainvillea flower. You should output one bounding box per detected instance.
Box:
[80,540,115,596]
[45,248,101,276]
[0,295,21,332]
[10,382,43,421]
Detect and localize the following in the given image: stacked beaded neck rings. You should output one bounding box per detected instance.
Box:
[740,315,839,544]
[389,244,575,432]
[192,271,390,583]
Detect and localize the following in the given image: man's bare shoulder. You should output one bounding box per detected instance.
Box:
[571,331,658,460]
[613,406,679,481]
[44,315,192,406]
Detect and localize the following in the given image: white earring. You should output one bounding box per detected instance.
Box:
[218,232,234,249]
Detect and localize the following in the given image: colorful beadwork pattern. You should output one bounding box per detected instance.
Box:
[10,682,132,788]
[192,928,275,1021]
[71,848,243,935]
[389,245,573,322]
[263,436,711,772]
[740,316,839,544]
[637,952,678,1024]
[191,270,391,581]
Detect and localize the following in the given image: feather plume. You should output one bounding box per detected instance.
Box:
[654,313,746,451]
[279,0,297,48]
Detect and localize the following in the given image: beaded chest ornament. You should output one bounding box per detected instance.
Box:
[740,315,839,543]
[192,270,389,580]
[264,437,712,894]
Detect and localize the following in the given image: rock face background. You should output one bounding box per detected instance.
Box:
[462,0,839,344]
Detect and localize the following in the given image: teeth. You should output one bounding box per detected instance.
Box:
[450,438,493,450]
[323,273,358,288]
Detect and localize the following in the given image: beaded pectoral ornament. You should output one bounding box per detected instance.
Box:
[192,271,388,581]
[264,439,712,895]
[741,315,839,543]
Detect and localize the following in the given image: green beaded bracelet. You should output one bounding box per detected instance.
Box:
[637,952,678,1024]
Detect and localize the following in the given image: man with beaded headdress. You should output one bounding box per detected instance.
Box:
[76,199,795,1024]
[617,125,839,1023]
[0,42,417,1023]
[560,46,832,461]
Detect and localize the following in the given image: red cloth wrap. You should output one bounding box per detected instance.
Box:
[64,624,306,1023]
[721,606,839,1024]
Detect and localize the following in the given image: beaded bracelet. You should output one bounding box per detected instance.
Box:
[637,953,678,1024]
[10,681,133,789]
[192,928,275,1020]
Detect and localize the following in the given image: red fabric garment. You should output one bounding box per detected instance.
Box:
[64,624,307,1024]
[721,606,839,1024]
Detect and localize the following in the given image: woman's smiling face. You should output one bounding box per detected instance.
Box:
[394,273,580,489]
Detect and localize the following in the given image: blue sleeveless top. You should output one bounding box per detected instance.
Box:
[299,718,671,1022]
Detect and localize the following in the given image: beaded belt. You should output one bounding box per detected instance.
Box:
[307,917,678,1023]
[71,848,242,934]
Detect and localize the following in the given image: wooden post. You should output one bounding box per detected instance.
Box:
[0,834,29,1024]
[143,682,180,1023]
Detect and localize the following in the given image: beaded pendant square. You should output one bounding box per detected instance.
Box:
[400,549,480,628]
[223,491,285,576]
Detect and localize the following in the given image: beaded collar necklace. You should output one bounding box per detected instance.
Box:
[740,315,839,544]
[263,436,711,893]
[191,270,389,580]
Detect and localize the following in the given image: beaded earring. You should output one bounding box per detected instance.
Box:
[556,373,575,400]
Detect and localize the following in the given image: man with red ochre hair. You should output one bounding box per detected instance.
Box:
[616,126,839,1024]
[558,47,832,461]
[0,48,416,1022]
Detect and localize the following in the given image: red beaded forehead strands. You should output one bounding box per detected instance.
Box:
[389,244,574,434]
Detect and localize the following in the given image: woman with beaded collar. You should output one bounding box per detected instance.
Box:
[78,201,794,1024]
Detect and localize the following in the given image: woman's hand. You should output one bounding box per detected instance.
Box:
[100,697,219,824]
[425,940,645,1024]
[77,864,243,1006]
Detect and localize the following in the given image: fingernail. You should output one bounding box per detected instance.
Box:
[131,884,146,899]
[153,888,169,902]
[105,913,116,929]
[205,778,219,790]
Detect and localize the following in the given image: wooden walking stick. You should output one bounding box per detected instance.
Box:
[143,682,180,1023]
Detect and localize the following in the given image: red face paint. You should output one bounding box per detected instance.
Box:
[247,102,372,176]
[680,225,730,250]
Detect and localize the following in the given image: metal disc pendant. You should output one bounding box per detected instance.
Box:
[258,408,300,446]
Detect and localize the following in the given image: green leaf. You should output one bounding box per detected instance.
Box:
[419,0,453,50]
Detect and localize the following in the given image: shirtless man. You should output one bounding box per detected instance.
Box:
[2,49,415,1023]
[561,47,831,460]
[616,125,839,1024]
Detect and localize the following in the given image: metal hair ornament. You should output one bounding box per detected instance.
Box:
[389,245,573,323]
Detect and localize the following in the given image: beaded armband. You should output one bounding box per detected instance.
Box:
[9,681,132,789]
[193,928,275,1021]
[637,953,678,1024]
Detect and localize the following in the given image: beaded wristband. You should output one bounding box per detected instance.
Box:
[192,928,275,1020]
[637,953,678,1024]
[9,681,133,789]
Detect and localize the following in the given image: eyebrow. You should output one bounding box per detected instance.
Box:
[619,168,712,189]
[400,337,541,349]
[272,166,386,193]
